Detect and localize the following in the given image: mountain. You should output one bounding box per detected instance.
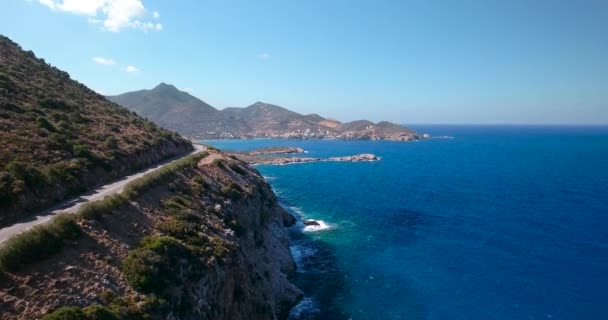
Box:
[107,83,222,136]
[0,36,193,227]
[107,84,428,141]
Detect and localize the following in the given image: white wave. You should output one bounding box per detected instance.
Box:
[303,220,331,232]
[288,297,319,318]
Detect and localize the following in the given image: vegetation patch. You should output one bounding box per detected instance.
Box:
[122,152,207,199]
[78,194,128,221]
[0,152,208,273]
[122,236,203,296]
[221,182,243,201]
[0,214,81,272]
[41,301,150,320]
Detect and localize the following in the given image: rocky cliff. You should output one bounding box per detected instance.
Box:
[0,149,302,319]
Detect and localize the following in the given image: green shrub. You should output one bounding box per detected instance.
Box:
[0,71,11,90]
[190,175,207,194]
[211,158,224,168]
[122,152,206,199]
[6,160,46,188]
[40,99,73,112]
[73,143,93,159]
[221,183,242,201]
[77,194,128,220]
[41,304,122,320]
[41,307,86,320]
[83,304,120,320]
[44,161,79,186]
[161,195,192,213]
[57,120,72,131]
[122,236,201,295]
[105,137,118,150]
[0,214,81,271]
[36,116,55,132]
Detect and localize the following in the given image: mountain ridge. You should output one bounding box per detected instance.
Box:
[107,84,428,141]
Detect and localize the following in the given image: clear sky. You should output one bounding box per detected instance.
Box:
[1,0,607,124]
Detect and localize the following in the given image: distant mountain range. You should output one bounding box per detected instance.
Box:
[107,83,428,141]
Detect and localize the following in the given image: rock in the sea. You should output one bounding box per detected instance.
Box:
[328,153,380,162]
[304,219,321,226]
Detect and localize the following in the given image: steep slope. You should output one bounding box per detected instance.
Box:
[0,36,193,227]
[106,83,220,136]
[0,150,302,320]
[109,84,427,141]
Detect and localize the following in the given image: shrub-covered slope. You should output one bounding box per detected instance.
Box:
[0,35,193,226]
[0,149,301,320]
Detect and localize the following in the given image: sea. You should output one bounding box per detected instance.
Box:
[203,125,608,320]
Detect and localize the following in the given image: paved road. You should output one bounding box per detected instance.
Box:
[0,144,207,243]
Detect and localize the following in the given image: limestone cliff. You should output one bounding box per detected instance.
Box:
[0,149,302,319]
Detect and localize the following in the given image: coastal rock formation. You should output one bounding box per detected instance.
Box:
[304,219,320,227]
[0,150,302,319]
[228,148,381,165]
[249,147,305,155]
[328,154,380,162]
[107,85,429,141]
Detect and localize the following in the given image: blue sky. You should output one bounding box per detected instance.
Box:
[1,0,607,124]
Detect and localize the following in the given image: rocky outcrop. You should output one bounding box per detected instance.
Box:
[328,154,380,162]
[303,219,320,227]
[230,149,381,165]
[0,150,302,319]
[249,147,305,155]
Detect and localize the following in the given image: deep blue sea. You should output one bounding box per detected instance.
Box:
[204,125,608,320]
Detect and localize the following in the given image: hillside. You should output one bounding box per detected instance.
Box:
[107,84,428,141]
[0,149,301,319]
[0,36,193,227]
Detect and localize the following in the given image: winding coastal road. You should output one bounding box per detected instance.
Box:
[0,144,207,244]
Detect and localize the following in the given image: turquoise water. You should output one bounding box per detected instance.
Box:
[205,125,608,320]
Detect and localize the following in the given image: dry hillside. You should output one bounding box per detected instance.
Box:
[0,36,193,227]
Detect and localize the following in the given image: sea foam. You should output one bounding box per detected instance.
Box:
[303,220,331,232]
